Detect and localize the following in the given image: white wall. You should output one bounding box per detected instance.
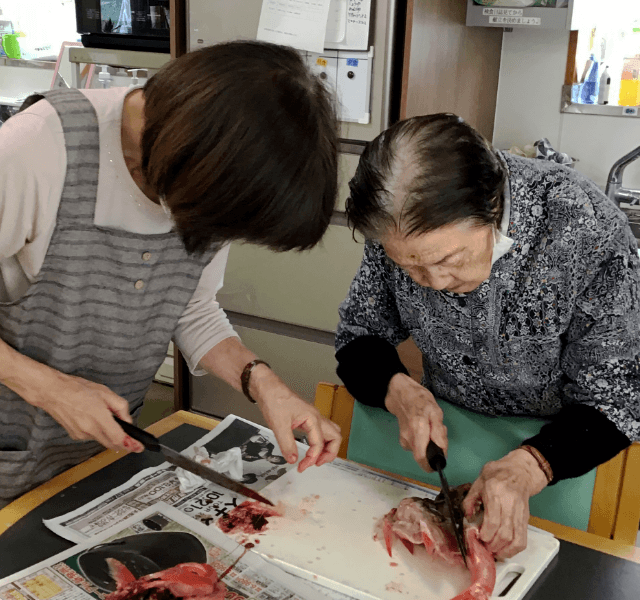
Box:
[493,28,640,191]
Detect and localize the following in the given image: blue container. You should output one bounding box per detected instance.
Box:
[579,54,600,104]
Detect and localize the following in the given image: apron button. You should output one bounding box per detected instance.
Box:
[135,280,145,290]
[142,252,152,261]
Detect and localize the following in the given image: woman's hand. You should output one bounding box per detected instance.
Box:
[0,341,143,452]
[250,364,342,472]
[462,449,549,559]
[384,373,448,472]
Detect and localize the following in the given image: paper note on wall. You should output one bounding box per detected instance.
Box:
[257,0,333,54]
[325,0,347,44]
[325,0,372,51]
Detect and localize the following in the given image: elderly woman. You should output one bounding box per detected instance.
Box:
[335,114,639,559]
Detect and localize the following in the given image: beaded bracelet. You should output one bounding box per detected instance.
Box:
[519,444,554,484]
[240,359,271,404]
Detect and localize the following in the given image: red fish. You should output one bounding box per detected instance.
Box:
[382,484,495,600]
[105,559,226,600]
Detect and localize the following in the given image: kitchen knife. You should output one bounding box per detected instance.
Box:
[426,440,468,566]
[115,417,274,506]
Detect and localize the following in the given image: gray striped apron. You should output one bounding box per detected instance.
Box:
[0,89,212,506]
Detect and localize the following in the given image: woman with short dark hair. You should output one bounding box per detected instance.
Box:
[336,114,639,559]
[0,40,341,507]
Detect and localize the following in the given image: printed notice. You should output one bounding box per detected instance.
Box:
[257,0,332,54]
[482,7,524,16]
[488,15,541,25]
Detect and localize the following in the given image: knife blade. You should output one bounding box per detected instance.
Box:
[426,440,468,566]
[115,417,274,506]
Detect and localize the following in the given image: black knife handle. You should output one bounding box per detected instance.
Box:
[427,440,447,471]
[114,417,160,452]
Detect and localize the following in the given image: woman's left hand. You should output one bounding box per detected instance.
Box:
[462,449,549,559]
[251,363,342,472]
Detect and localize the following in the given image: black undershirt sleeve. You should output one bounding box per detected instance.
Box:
[335,335,408,409]
[335,336,632,483]
[523,404,631,484]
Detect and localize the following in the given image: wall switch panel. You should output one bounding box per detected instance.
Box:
[306,47,373,124]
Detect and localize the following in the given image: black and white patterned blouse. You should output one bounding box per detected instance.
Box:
[336,152,640,470]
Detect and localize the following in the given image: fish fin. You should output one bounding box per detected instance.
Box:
[420,525,438,556]
[106,558,136,589]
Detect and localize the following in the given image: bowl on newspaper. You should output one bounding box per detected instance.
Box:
[77,532,207,592]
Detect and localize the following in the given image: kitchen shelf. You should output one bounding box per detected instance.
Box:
[561,85,640,118]
[0,57,55,70]
[68,47,171,70]
[466,0,574,30]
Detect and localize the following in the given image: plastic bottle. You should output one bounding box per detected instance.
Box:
[619,65,640,107]
[598,65,611,105]
[127,69,148,88]
[579,54,599,104]
[98,65,112,89]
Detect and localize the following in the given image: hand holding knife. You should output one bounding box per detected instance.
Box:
[427,439,468,566]
[114,417,274,506]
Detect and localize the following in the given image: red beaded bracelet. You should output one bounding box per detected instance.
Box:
[240,359,271,404]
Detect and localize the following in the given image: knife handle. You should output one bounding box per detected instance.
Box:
[427,440,447,471]
[114,417,160,452]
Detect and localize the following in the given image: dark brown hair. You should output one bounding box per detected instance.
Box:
[142,40,338,254]
[346,114,506,240]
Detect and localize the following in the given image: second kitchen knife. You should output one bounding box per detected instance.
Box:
[115,417,274,506]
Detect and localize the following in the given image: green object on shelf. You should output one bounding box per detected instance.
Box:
[1,34,21,59]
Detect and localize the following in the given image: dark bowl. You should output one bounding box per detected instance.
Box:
[77,532,207,592]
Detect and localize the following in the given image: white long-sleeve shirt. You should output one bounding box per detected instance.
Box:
[0,86,238,374]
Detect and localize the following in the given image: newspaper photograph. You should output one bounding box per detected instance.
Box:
[1,504,332,600]
[45,415,307,543]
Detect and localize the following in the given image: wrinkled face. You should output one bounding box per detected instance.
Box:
[381,222,494,293]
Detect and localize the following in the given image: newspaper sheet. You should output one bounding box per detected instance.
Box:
[0,504,333,600]
[45,415,307,544]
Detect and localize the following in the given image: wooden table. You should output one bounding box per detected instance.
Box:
[1,410,640,598]
[0,411,215,534]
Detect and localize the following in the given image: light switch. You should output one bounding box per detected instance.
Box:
[307,50,339,94]
[306,49,373,124]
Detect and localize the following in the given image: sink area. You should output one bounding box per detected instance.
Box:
[619,204,640,243]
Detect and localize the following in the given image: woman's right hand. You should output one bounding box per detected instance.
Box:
[0,341,144,452]
[384,373,448,472]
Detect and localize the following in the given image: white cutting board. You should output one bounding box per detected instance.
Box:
[226,460,559,600]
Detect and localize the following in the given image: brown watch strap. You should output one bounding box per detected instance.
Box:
[240,359,271,404]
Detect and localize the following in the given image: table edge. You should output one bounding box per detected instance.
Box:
[0,411,217,534]
[1,411,638,564]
